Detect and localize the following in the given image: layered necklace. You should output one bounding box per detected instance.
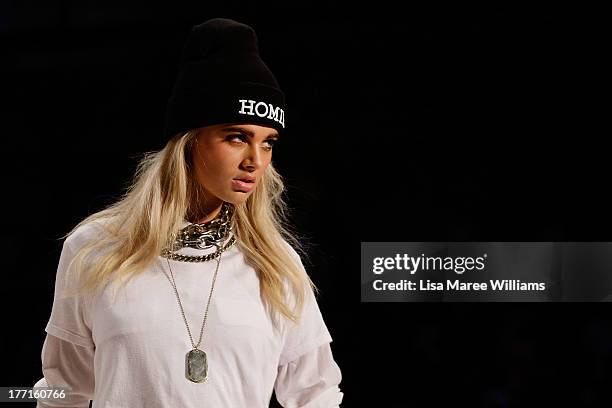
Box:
[159,201,236,383]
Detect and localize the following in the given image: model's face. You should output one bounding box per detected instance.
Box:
[191,123,279,206]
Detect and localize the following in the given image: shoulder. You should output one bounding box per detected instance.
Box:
[280,238,308,267]
[64,217,114,251]
[278,238,314,302]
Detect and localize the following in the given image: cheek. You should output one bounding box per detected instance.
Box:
[262,152,273,167]
[196,148,238,182]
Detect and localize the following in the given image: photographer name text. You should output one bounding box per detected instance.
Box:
[373,279,546,291]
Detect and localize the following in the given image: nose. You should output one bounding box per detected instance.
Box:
[241,144,263,171]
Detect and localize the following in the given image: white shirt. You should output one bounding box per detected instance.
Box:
[34,221,343,407]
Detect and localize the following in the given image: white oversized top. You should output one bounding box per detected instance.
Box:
[34,221,343,407]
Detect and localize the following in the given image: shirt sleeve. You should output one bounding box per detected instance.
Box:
[34,333,95,407]
[275,242,343,407]
[44,239,95,348]
[278,241,336,366]
[274,342,343,408]
[278,281,334,366]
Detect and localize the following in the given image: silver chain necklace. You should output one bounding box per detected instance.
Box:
[159,203,236,383]
[161,251,220,383]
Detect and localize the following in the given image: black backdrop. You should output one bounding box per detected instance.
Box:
[2,2,611,407]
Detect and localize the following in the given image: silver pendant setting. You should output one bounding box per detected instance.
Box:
[185,348,208,383]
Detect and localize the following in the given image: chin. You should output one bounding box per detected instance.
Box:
[223,192,252,205]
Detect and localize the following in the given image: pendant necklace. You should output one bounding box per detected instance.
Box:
[162,250,220,383]
[159,202,236,383]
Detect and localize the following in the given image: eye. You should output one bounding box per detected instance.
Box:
[227,134,247,143]
[263,139,277,150]
[227,134,277,151]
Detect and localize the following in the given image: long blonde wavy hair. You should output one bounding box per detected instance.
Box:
[61,129,317,327]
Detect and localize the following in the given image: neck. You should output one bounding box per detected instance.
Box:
[192,200,224,224]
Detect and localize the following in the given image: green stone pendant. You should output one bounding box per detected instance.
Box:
[185,348,208,383]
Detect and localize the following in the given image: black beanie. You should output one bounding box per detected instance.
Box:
[163,18,286,140]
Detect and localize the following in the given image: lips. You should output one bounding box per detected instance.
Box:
[235,175,256,183]
[232,178,255,192]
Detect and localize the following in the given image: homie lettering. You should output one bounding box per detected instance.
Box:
[238,99,285,128]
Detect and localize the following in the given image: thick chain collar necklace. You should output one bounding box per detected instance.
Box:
[160,202,237,263]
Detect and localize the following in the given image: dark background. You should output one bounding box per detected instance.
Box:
[2,2,611,407]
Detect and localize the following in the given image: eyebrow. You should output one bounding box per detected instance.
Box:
[221,126,280,139]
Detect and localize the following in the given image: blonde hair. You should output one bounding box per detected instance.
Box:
[61,130,317,327]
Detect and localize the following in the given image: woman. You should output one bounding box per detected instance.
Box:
[34,18,343,407]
